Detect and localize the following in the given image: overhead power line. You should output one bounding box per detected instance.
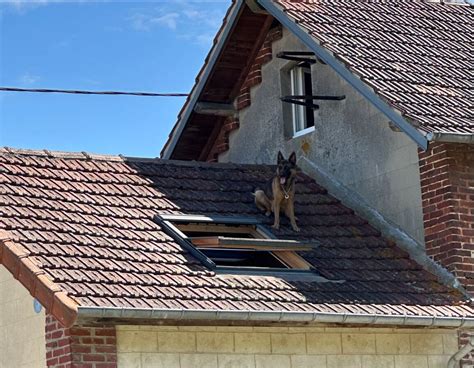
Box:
[0,87,189,97]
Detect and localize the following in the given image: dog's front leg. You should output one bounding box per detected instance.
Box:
[272,199,281,230]
[285,201,300,232]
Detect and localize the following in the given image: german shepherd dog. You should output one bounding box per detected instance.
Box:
[254,151,300,232]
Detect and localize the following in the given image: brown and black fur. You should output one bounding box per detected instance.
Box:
[254,151,299,232]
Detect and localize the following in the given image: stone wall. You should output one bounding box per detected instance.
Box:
[0,264,46,368]
[116,325,459,368]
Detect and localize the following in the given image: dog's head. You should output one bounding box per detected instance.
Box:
[276,151,297,186]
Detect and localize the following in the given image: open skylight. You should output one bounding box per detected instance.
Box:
[155,214,314,272]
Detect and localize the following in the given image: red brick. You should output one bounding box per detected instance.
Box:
[83,354,106,362]
[58,355,72,364]
[94,329,115,337]
[96,364,117,368]
[95,346,116,354]
[105,338,116,345]
[81,337,106,345]
[70,328,91,337]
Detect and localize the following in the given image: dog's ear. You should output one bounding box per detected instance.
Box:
[277,151,284,164]
[288,151,297,166]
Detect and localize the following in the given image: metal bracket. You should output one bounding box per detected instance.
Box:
[281,95,345,109]
[281,97,319,110]
[277,51,325,65]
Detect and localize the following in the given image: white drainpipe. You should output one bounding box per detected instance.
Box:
[448,335,474,368]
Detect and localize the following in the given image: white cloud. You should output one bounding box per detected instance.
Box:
[129,12,179,31]
[128,13,151,31]
[181,6,222,29]
[19,72,40,85]
[127,1,227,37]
[194,33,214,47]
[1,0,111,14]
[150,12,179,30]
[0,0,50,14]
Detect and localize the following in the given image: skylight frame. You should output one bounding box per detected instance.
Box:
[154,214,314,274]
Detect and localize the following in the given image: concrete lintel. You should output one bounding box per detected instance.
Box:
[194,102,236,117]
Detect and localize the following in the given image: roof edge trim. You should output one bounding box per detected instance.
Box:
[77,306,474,328]
[0,230,79,328]
[161,0,246,159]
[427,132,474,145]
[258,0,429,150]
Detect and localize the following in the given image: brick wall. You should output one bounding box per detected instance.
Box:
[206,118,240,162]
[418,142,474,294]
[116,325,459,368]
[419,142,474,367]
[235,26,282,111]
[46,314,117,368]
[206,25,283,162]
[459,331,473,367]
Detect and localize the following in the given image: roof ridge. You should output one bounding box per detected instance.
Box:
[1,146,125,162]
[0,146,272,170]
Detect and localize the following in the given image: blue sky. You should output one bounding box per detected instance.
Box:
[0,0,230,157]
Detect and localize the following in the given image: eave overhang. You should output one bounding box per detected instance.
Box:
[0,231,79,327]
[161,0,273,160]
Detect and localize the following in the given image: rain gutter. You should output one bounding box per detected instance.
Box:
[426,132,474,144]
[257,0,428,150]
[77,307,474,328]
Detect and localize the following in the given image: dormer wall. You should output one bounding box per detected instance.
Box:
[216,27,425,245]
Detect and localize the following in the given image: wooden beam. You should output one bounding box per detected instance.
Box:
[245,0,269,14]
[190,236,315,251]
[194,102,236,117]
[198,117,225,161]
[157,214,260,225]
[177,223,261,238]
[273,250,312,270]
[228,15,274,101]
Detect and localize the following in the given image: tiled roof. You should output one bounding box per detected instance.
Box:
[276,0,473,135]
[0,148,472,326]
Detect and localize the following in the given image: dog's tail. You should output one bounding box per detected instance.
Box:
[252,187,263,196]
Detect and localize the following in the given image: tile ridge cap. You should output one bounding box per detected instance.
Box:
[0,232,79,327]
[0,146,272,170]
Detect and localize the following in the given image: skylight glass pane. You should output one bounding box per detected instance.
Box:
[199,249,288,268]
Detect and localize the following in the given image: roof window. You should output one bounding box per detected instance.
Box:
[155,214,314,273]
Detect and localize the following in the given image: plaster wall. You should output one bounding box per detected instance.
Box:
[220,28,425,244]
[0,264,46,368]
[116,325,458,368]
